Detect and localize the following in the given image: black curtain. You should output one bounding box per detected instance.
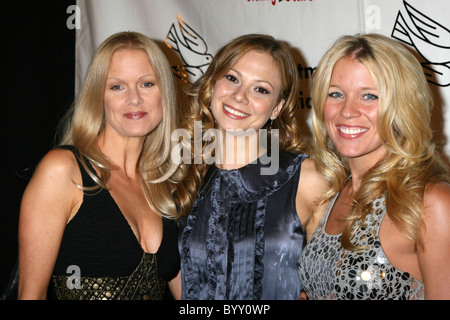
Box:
[1,1,75,293]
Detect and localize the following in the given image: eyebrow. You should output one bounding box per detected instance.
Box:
[328,84,378,91]
[229,67,275,90]
[361,86,378,91]
[106,74,156,81]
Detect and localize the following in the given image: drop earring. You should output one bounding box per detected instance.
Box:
[268,118,274,135]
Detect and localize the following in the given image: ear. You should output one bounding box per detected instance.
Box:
[270,99,285,120]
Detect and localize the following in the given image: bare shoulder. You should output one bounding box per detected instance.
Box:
[423,181,450,225]
[299,158,329,192]
[296,158,330,235]
[20,148,83,223]
[25,148,82,197]
[38,148,78,169]
[300,157,317,173]
[297,158,329,206]
[33,148,79,179]
[424,180,450,201]
[418,182,450,298]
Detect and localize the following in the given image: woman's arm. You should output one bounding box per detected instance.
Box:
[418,181,450,299]
[168,270,182,300]
[18,149,82,299]
[296,158,329,241]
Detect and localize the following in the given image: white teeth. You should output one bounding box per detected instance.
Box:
[224,105,248,117]
[338,127,368,134]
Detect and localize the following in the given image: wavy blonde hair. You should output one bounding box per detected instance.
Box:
[174,33,306,216]
[311,33,449,250]
[59,31,185,219]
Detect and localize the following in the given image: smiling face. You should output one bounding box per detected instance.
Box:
[210,50,284,135]
[324,57,387,166]
[103,49,163,140]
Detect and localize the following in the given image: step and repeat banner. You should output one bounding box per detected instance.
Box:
[74,0,450,156]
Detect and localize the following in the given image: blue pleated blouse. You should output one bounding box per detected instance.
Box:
[178,152,307,300]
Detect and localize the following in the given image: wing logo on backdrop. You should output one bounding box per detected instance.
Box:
[165,15,213,83]
[391,1,450,87]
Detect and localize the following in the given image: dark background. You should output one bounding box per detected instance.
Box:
[2,1,76,293]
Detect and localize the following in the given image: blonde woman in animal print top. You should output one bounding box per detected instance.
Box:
[298,34,450,300]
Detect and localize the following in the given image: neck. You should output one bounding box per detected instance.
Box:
[97,131,144,178]
[347,160,377,194]
[347,145,387,190]
[215,129,265,170]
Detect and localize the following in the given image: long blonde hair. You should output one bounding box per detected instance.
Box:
[311,34,449,249]
[174,33,305,216]
[59,31,184,219]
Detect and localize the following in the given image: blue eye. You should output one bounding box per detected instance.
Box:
[111,85,122,90]
[142,82,154,88]
[328,92,343,98]
[363,93,378,101]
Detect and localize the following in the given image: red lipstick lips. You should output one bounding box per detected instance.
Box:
[124,111,147,120]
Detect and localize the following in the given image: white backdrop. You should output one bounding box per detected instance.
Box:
[74,0,450,157]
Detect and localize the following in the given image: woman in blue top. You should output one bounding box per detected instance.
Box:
[174,34,329,300]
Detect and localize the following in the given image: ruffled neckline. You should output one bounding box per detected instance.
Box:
[180,151,307,299]
[197,151,308,202]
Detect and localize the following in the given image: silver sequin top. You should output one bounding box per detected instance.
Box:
[297,193,424,300]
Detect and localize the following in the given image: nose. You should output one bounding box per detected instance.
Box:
[339,98,361,118]
[127,87,143,106]
[232,86,249,104]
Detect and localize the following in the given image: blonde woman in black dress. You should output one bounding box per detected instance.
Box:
[18,32,184,300]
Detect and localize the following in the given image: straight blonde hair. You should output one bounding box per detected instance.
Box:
[59,31,184,219]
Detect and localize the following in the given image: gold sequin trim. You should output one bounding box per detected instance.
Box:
[52,253,166,300]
